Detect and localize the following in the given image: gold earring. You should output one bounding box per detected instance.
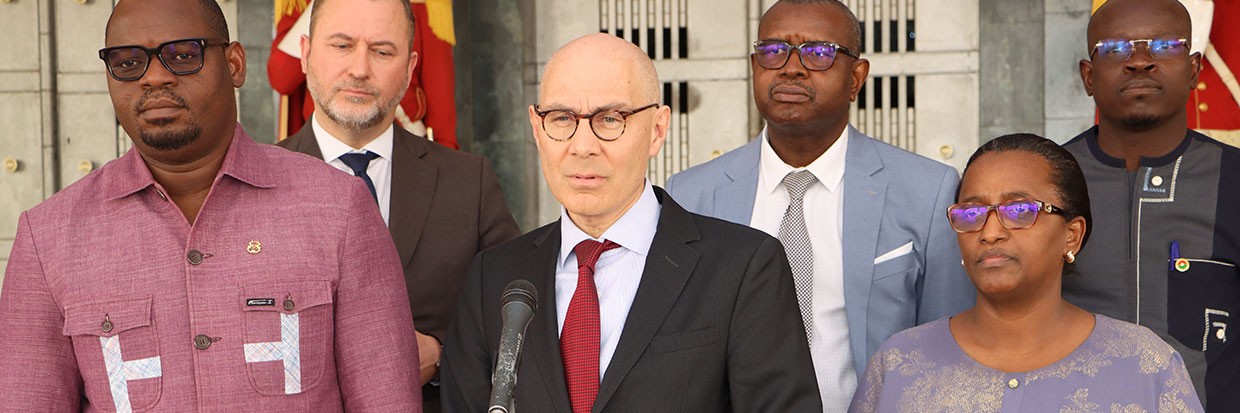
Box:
[1065,250,1076,263]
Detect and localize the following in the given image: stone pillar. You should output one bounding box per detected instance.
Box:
[1043,0,1095,142]
[454,0,540,231]
[979,0,1046,143]
[237,0,276,144]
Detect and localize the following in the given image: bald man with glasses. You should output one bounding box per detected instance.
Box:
[1064,0,1240,409]
[441,33,821,412]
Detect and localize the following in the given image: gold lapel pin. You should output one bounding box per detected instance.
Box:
[247,240,262,254]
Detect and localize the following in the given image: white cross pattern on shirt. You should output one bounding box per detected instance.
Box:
[244,312,303,394]
[100,335,162,413]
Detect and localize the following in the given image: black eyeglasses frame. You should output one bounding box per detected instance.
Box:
[98,38,230,81]
[751,40,860,71]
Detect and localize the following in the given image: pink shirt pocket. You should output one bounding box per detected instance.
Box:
[63,297,162,412]
[240,281,334,396]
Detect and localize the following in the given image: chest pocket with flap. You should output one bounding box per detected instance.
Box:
[239,281,334,395]
[63,297,162,412]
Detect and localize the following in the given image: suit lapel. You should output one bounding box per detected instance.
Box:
[523,223,573,412]
[283,124,326,160]
[388,128,436,268]
[715,139,762,225]
[840,127,887,371]
[593,188,700,411]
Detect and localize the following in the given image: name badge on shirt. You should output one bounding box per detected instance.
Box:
[247,298,276,307]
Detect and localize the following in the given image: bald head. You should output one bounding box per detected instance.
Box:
[530,33,670,237]
[1079,0,1200,135]
[763,0,862,52]
[1087,0,1192,51]
[540,33,660,104]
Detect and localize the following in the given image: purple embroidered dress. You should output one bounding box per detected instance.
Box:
[850,315,1202,413]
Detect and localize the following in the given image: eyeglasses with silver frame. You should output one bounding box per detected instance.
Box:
[1089,38,1190,63]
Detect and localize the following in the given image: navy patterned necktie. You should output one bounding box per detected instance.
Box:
[338,151,380,202]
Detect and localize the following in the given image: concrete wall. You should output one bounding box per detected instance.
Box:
[976,0,1095,148]
[1044,0,1095,143]
[238,0,277,144]
[980,0,1046,141]
[455,0,542,231]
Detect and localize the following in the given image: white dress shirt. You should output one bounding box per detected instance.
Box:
[312,115,394,225]
[556,182,660,378]
[749,127,855,412]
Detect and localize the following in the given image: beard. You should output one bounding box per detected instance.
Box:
[134,88,201,151]
[139,122,202,151]
[1119,113,1161,130]
[307,72,404,132]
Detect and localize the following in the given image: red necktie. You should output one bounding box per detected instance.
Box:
[562,239,620,413]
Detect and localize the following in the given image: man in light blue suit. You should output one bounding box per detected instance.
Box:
[665,1,973,409]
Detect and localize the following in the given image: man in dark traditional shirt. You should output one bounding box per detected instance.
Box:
[1063,0,1240,409]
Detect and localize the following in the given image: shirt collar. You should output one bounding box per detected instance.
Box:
[757,125,848,195]
[103,123,276,201]
[312,114,394,161]
[558,181,660,267]
[1080,125,1194,169]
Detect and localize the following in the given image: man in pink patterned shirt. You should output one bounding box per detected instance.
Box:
[0,0,422,411]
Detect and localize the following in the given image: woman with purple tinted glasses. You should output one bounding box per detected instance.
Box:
[850,134,1201,412]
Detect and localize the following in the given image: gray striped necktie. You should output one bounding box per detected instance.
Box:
[779,170,818,344]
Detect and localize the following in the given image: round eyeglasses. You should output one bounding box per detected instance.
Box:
[533,103,660,141]
[751,40,860,71]
[1089,38,1189,63]
[946,199,1069,233]
[99,38,229,81]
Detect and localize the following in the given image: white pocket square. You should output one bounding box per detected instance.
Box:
[874,242,914,265]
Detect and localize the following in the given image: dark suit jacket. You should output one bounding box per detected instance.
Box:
[277,124,521,410]
[440,187,822,412]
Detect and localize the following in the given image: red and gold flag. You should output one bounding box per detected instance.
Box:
[1187,0,1240,146]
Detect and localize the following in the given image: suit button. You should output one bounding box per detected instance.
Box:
[187,249,204,265]
[193,334,213,350]
[1199,103,1209,112]
[1197,82,1207,91]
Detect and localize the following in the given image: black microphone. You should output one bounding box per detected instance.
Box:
[489,279,538,413]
